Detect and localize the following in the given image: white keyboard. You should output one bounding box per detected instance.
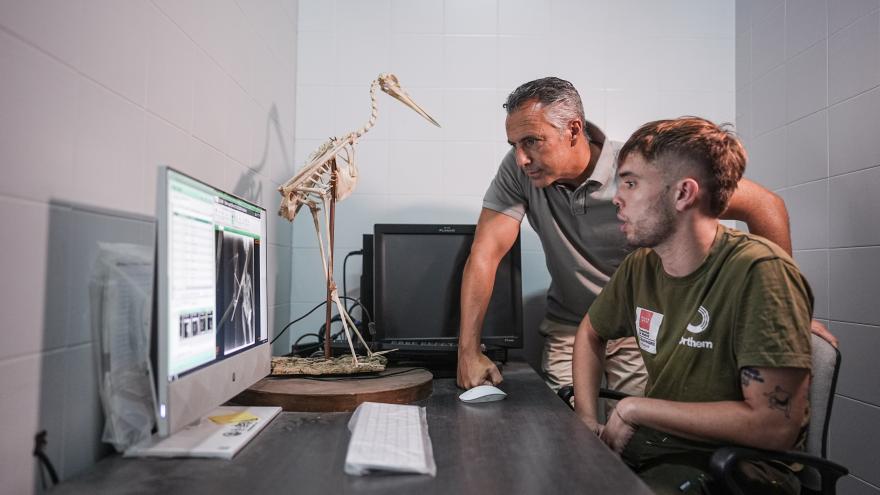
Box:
[344,402,436,476]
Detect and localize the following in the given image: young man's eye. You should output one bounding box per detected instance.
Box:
[625,180,635,189]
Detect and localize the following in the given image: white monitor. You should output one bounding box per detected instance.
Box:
[155,167,271,437]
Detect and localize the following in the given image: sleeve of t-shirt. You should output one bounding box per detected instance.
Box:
[587,252,636,341]
[734,258,813,370]
[482,150,528,221]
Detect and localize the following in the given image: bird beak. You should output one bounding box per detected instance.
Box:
[379,74,441,128]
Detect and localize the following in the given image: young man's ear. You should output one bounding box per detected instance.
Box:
[673,178,701,211]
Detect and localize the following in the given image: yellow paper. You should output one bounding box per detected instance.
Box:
[208,411,259,425]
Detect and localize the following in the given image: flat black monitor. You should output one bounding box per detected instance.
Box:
[372,224,522,351]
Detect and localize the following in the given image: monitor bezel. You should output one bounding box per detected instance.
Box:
[155,166,270,437]
[372,223,523,349]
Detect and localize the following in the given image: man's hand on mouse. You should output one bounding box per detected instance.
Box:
[456,351,503,389]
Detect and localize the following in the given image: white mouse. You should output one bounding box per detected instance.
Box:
[458,384,507,403]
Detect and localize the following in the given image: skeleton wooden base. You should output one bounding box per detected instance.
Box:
[270,354,388,376]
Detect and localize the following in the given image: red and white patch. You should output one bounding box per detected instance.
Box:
[635,307,663,354]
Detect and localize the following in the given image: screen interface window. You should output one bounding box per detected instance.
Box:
[166,171,265,379]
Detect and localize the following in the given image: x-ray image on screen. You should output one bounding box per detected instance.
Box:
[215,230,258,354]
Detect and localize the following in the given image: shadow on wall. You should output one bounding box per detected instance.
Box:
[38,201,155,491]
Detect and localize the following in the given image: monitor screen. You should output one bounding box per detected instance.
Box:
[155,167,269,436]
[372,224,522,349]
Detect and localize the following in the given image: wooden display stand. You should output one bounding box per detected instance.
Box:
[233,368,433,412]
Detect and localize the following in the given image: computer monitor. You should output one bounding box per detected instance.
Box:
[371,224,523,351]
[155,167,271,437]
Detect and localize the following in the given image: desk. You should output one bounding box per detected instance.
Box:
[53,363,651,494]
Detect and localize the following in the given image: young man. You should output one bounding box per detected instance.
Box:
[572,117,812,494]
[456,77,833,393]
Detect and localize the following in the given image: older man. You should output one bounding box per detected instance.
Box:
[456,77,833,393]
[572,117,812,494]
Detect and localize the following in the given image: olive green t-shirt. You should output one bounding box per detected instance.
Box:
[588,225,813,402]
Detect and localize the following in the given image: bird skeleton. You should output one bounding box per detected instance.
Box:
[278,73,440,365]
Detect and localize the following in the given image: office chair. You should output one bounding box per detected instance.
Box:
[710,334,848,494]
[556,334,849,494]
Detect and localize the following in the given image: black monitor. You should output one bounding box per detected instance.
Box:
[371,224,522,352]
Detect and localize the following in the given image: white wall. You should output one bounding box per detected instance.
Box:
[736,0,880,492]
[290,0,735,364]
[0,1,298,492]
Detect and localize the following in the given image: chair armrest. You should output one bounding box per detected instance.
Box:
[710,446,848,495]
[556,385,631,410]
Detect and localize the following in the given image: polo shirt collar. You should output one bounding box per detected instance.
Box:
[555,120,614,193]
[583,120,615,190]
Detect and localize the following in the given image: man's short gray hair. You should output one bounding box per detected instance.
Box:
[504,77,588,136]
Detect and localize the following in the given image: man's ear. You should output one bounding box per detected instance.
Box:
[568,119,583,144]
[673,178,701,211]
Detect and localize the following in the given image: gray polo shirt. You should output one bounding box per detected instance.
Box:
[483,121,631,325]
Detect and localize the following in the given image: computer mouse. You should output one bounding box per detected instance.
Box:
[458,384,507,403]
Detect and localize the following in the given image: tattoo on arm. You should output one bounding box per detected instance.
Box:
[763,386,793,418]
[741,367,765,387]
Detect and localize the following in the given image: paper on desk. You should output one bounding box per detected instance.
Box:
[208,411,260,425]
[344,402,436,477]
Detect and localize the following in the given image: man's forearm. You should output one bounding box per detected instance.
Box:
[723,178,792,254]
[458,255,498,354]
[572,318,606,427]
[620,396,803,451]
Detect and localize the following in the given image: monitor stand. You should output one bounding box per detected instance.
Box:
[124,406,281,460]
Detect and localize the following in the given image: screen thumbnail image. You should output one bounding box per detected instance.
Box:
[178,311,214,339]
[215,230,258,353]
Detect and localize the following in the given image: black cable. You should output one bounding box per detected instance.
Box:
[270,301,326,344]
[33,430,58,488]
[291,332,320,355]
[342,249,364,312]
[273,296,368,347]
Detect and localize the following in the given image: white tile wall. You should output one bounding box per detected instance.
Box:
[785,0,827,59]
[828,0,880,34]
[785,109,828,185]
[751,2,785,78]
[829,167,880,247]
[783,179,829,250]
[739,0,880,489]
[828,10,880,105]
[0,32,78,204]
[785,40,827,122]
[0,0,83,67]
[0,1,298,491]
[752,65,787,135]
[828,85,880,175]
[78,0,151,106]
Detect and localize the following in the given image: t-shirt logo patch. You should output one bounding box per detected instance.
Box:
[686,306,711,334]
[635,307,663,354]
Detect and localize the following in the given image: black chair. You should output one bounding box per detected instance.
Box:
[557,334,849,494]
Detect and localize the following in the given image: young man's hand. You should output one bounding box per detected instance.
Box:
[600,398,638,454]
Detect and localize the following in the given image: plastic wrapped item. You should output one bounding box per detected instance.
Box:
[89,243,156,452]
[344,402,436,476]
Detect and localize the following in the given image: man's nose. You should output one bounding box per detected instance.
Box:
[513,145,530,168]
[612,192,622,208]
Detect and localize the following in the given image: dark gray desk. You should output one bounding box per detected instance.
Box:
[53,363,650,494]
